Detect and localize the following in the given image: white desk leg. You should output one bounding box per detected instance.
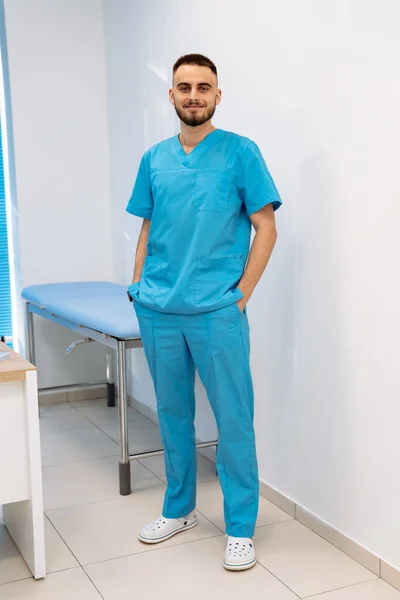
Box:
[3,370,46,579]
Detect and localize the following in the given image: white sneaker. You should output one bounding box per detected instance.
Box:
[224,535,257,571]
[138,511,198,544]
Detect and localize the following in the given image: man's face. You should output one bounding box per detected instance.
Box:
[169,64,221,127]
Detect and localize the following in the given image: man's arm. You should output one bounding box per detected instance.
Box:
[132,218,151,284]
[237,203,277,311]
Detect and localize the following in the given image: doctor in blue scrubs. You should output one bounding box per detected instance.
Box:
[127,54,282,571]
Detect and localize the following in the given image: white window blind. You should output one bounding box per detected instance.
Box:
[0,119,12,345]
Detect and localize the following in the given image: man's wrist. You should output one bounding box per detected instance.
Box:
[128,280,140,302]
[238,284,252,302]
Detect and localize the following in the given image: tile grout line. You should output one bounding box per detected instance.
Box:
[0,525,36,587]
[40,411,124,468]
[252,521,381,596]
[81,414,162,450]
[0,575,33,588]
[41,565,81,577]
[42,455,172,513]
[42,453,123,471]
[42,403,218,498]
[192,506,225,535]
[44,484,292,540]
[1,524,102,595]
[81,532,226,568]
[45,513,86,569]
[40,419,165,472]
[44,514,106,598]
[56,407,124,445]
[81,569,106,600]
[261,486,391,587]
[41,401,164,470]
[44,481,167,515]
[40,425,100,436]
[42,422,168,512]
[194,479,294,534]
[42,452,120,469]
[302,576,381,599]
[194,499,293,536]
[278,518,379,580]
[136,459,169,484]
[46,489,226,568]
[42,399,145,434]
[40,424,105,438]
[256,560,302,600]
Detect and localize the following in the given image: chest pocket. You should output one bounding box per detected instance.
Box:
[194,169,234,214]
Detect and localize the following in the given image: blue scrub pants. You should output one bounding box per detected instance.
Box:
[134,301,259,538]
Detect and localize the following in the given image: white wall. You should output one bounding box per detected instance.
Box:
[103,0,400,570]
[3,0,112,386]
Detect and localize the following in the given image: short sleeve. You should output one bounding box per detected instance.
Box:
[126,152,153,219]
[237,141,282,216]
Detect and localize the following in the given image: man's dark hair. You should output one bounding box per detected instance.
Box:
[173,54,218,79]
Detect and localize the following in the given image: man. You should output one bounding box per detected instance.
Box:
[126,54,282,571]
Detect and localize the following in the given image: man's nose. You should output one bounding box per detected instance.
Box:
[189,89,199,102]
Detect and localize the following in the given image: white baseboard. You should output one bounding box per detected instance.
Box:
[381,561,400,591]
[259,479,296,519]
[258,479,400,586]
[39,384,107,405]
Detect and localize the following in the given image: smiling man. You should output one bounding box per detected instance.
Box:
[126,54,282,571]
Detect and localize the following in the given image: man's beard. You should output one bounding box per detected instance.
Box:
[174,102,216,127]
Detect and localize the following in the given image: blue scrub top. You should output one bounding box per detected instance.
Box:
[126,129,282,314]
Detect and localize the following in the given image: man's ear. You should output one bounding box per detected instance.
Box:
[169,88,175,105]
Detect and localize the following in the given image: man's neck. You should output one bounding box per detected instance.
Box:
[179,121,216,154]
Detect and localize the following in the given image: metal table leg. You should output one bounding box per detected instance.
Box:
[117,340,131,495]
[26,303,36,365]
[106,347,115,407]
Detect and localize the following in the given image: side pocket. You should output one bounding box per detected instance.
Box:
[195,256,246,307]
[139,256,164,304]
[232,301,242,316]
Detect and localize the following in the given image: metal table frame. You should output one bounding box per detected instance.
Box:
[25,301,218,494]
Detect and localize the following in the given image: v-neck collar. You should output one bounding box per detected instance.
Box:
[174,129,224,167]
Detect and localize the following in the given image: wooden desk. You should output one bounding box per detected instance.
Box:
[0,342,45,579]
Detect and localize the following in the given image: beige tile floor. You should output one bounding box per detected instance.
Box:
[1,398,399,599]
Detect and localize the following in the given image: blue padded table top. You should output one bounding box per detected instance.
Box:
[22,282,140,340]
